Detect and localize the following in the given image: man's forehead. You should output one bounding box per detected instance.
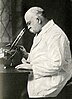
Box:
[25,12,31,19]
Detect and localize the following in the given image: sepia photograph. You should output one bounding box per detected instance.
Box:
[0,0,72,99]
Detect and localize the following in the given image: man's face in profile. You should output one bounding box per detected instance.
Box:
[25,12,42,34]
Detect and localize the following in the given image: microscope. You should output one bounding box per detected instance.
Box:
[4,27,27,69]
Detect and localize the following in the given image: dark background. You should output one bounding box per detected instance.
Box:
[11,0,72,53]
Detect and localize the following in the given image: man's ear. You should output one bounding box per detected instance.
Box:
[37,18,42,24]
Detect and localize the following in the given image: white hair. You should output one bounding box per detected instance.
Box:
[24,7,45,18]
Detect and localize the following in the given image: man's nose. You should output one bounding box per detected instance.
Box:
[28,25,31,30]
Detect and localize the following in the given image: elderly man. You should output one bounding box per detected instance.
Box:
[15,7,72,99]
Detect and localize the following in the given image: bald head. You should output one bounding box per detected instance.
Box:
[24,7,46,21]
[25,7,44,17]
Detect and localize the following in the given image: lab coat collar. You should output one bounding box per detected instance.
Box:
[41,19,54,34]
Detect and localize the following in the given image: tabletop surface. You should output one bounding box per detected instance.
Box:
[0,63,30,74]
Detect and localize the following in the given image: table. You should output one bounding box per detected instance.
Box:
[0,65,30,99]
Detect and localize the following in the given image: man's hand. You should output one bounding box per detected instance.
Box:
[15,62,32,70]
[17,45,28,59]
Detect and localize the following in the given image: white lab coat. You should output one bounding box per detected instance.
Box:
[27,20,72,98]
